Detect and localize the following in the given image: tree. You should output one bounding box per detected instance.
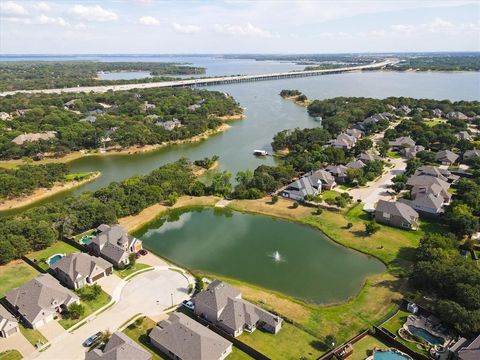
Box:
[67,303,85,319]
[447,204,479,238]
[128,253,137,267]
[210,171,232,197]
[365,221,380,235]
[353,138,373,156]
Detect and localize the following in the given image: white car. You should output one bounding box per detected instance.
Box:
[182,300,194,311]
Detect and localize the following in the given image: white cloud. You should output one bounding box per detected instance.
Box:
[0,1,27,16]
[34,2,51,12]
[37,14,68,27]
[69,5,118,22]
[213,22,273,38]
[172,22,200,34]
[139,16,159,25]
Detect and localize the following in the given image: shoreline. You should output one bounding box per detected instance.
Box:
[192,160,219,176]
[0,171,101,211]
[0,115,241,168]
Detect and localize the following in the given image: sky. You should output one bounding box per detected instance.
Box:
[0,0,479,54]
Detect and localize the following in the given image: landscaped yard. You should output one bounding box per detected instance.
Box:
[19,323,48,348]
[26,241,78,271]
[114,263,152,279]
[123,316,166,360]
[320,190,343,201]
[0,260,38,297]
[228,348,254,360]
[58,287,111,329]
[0,350,22,360]
[238,322,324,359]
[386,151,401,159]
[350,335,391,360]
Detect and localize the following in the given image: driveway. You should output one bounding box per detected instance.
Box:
[0,332,36,358]
[349,157,406,211]
[29,267,192,360]
[38,321,65,341]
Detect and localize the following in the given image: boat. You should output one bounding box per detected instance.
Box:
[253,150,268,156]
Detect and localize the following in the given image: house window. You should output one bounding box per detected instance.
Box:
[382,212,391,219]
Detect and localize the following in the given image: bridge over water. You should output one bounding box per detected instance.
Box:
[0,59,398,96]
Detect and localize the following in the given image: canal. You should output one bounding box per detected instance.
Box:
[136,207,386,305]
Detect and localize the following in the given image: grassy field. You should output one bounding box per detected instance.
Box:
[0,260,39,297]
[0,350,22,360]
[424,118,446,127]
[238,323,324,359]
[114,263,152,279]
[26,241,78,271]
[19,324,47,348]
[58,288,111,329]
[350,335,391,360]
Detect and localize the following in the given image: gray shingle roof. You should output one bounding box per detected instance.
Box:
[458,334,480,360]
[51,252,112,283]
[150,313,231,360]
[375,200,418,225]
[389,136,415,148]
[194,280,240,313]
[0,304,18,334]
[5,274,79,326]
[346,160,366,169]
[86,331,151,360]
[435,150,459,163]
[406,175,450,191]
[464,149,480,160]
[309,169,336,187]
[91,224,137,263]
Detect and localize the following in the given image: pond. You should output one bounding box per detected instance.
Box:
[137,207,385,304]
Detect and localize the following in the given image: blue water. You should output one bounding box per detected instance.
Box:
[48,254,63,266]
[374,351,411,360]
[408,325,444,345]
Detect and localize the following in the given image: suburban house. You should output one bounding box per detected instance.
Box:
[11,131,57,146]
[358,152,382,163]
[330,133,357,149]
[456,334,480,360]
[388,136,416,151]
[86,331,151,360]
[346,159,366,170]
[194,280,283,337]
[0,112,11,121]
[431,108,443,118]
[0,304,19,338]
[398,105,412,115]
[51,252,113,289]
[5,274,79,329]
[79,115,97,123]
[464,149,480,161]
[155,119,182,131]
[446,111,468,120]
[435,150,459,166]
[345,128,363,139]
[456,131,472,141]
[414,165,459,183]
[308,169,337,190]
[407,175,451,204]
[374,200,419,230]
[402,145,425,159]
[89,224,143,267]
[63,99,77,109]
[188,103,202,111]
[400,193,445,216]
[149,312,232,360]
[280,176,320,201]
[142,101,156,111]
[325,164,348,184]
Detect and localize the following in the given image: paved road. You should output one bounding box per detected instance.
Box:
[29,267,192,360]
[349,157,406,211]
[0,59,398,96]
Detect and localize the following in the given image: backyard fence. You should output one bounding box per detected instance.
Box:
[21,255,47,274]
[373,326,431,360]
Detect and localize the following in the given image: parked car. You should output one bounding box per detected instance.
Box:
[139,249,148,256]
[182,300,194,311]
[83,332,102,347]
[135,252,141,259]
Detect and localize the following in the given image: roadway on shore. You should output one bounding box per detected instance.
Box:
[0,59,398,96]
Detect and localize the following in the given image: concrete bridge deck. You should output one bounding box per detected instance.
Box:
[0,59,398,96]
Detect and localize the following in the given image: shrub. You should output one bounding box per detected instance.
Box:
[291,202,299,209]
[271,195,278,204]
[66,303,85,319]
[365,221,381,235]
[346,222,353,229]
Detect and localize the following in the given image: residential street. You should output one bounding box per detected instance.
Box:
[348,157,407,211]
[27,267,192,360]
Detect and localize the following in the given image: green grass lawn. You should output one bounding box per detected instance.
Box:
[64,172,93,181]
[0,350,22,360]
[114,263,152,279]
[123,316,167,360]
[350,335,390,360]
[386,151,401,159]
[19,324,47,348]
[424,118,445,127]
[238,323,324,360]
[228,348,254,360]
[73,229,95,242]
[26,241,79,271]
[321,190,343,201]
[0,260,39,297]
[58,288,111,329]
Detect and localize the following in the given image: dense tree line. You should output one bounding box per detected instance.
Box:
[0,88,241,160]
[279,89,302,97]
[0,163,70,199]
[386,54,480,71]
[411,233,480,335]
[0,158,206,264]
[0,62,205,91]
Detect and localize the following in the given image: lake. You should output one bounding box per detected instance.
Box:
[137,207,386,304]
[0,59,478,217]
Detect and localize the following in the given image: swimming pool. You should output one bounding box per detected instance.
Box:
[408,325,444,345]
[374,350,412,360]
[81,235,93,245]
[48,254,64,266]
